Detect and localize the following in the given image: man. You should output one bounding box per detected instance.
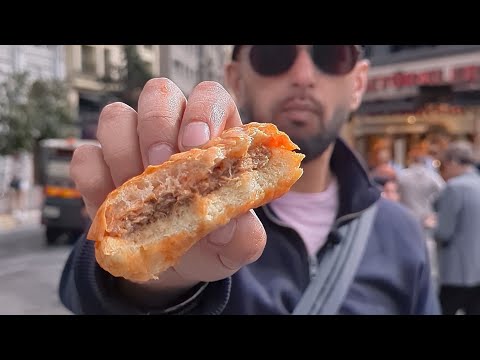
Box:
[397,144,446,292]
[434,141,480,315]
[373,175,400,203]
[59,45,440,314]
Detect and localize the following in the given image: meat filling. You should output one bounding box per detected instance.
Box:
[117,146,271,235]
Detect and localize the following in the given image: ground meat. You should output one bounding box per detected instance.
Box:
[120,146,271,235]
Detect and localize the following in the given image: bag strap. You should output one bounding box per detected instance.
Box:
[293,203,378,315]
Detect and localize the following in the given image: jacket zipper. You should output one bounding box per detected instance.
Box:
[262,205,374,280]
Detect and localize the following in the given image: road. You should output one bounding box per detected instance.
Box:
[0,225,73,315]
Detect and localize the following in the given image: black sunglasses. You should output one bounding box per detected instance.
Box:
[244,45,363,77]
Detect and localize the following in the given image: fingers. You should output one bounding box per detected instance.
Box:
[178,81,242,152]
[173,210,267,282]
[137,78,187,167]
[96,102,144,187]
[70,145,115,219]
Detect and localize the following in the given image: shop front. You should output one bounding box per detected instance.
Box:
[353,55,480,169]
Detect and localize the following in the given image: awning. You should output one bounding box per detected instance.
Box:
[357,98,419,115]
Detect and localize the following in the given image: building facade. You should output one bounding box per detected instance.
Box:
[352,45,480,167]
[64,45,161,138]
[159,45,229,97]
[0,45,65,83]
[0,46,65,197]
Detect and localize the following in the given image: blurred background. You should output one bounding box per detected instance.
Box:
[1,45,480,314]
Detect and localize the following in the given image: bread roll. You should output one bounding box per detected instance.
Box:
[87,122,304,282]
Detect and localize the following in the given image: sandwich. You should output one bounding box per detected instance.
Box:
[87,122,304,282]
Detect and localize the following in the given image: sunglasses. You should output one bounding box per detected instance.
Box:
[245,45,363,77]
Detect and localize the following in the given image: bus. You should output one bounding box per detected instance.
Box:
[39,138,98,245]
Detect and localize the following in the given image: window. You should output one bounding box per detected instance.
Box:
[81,45,96,75]
[104,48,112,79]
[144,61,153,75]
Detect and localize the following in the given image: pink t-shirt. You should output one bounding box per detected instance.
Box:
[269,178,339,257]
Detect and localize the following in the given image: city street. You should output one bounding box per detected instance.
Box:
[0,224,73,315]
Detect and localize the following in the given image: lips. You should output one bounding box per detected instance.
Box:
[281,99,317,113]
[279,100,318,125]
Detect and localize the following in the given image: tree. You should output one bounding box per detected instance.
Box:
[117,45,153,108]
[0,72,74,156]
[27,77,74,142]
[0,72,31,155]
[0,72,74,184]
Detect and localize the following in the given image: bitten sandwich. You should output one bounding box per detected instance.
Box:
[87,122,305,282]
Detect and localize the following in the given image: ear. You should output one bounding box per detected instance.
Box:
[350,59,370,111]
[224,61,243,104]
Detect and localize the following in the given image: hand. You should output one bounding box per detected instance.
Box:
[423,214,437,229]
[70,78,267,305]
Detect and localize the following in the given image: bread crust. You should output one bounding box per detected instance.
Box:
[87,122,304,282]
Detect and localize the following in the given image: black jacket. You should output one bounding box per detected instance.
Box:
[59,139,441,314]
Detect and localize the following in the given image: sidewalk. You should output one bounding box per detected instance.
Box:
[0,186,43,235]
[0,214,17,232]
[0,210,42,235]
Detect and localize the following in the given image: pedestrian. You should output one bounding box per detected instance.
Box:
[59,45,440,315]
[434,140,480,314]
[397,144,446,292]
[373,175,400,202]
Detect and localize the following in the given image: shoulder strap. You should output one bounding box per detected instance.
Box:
[293,203,378,315]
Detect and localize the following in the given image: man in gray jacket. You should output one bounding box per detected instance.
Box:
[397,145,445,291]
[434,140,480,314]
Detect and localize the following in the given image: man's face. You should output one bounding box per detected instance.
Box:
[226,45,369,163]
[382,180,400,202]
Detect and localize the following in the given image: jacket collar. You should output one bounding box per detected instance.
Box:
[263,137,380,224]
[329,138,380,220]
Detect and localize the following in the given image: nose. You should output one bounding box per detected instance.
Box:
[287,47,316,88]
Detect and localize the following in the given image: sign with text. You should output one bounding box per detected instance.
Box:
[367,64,480,93]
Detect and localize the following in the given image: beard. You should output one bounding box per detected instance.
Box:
[240,105,351,164]
[288,107,350,163]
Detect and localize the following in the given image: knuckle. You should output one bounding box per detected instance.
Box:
[140,109,174,126]
[75,173,107,198]
[70,146,104,193]
[101,144,132,165]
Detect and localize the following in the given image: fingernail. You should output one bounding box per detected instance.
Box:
[182,121,210,148]
[148,143,174,165]
[208,219,237,246]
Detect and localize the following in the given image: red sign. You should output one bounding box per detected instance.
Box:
[367,65,480,93]
[367,70,444,92]
[450,65,480,83]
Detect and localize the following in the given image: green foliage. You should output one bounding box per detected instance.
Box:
[0,72,74,155]
[118,45,153,108]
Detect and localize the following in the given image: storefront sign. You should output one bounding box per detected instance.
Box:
[367,64,480,93]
